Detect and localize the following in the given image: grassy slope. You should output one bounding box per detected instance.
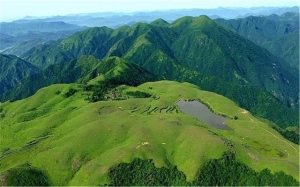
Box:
[0,81,298,185]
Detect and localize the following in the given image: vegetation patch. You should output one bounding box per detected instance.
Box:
[108,152,299,186]
[126,91,152,98]
[108,158,188,186]
[271,125,299,145]
[64,88,78,98]
[2,166,51,186]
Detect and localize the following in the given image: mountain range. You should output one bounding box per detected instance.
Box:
[0,21,86,56]
[1,7,298,60]
[0,8,299,186]
[215,12,299,68]
[4,15,296,127]
[9,6,299,27]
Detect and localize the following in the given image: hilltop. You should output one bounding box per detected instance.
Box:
[0,79,298,185]
[0,56,156,102]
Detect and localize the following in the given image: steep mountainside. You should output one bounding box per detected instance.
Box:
[0,56,156,102]
[1,30,86,56]
[0,33,15,49]
[262,31,299,68]
[19,16,299,127]
[215,12,299,68]
[23,16,298,102]
[0,54,40,94]
[21,27,114,66]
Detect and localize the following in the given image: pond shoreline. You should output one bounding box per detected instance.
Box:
[177,99,232,130]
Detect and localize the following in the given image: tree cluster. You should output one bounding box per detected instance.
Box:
[108,152,299,186]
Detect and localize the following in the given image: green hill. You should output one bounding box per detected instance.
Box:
[150,18,169,26]
[21,27,115,67]
[0,80,298,185]
[16,15,299,128]
[0,56,156,102]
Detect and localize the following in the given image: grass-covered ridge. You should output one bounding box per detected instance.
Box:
[0,80,298,185]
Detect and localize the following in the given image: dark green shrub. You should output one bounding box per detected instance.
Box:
[126,91,151,98]
[5,167,50,186]
[64,88,77,98]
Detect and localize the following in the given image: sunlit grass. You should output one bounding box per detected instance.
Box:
[0,81,298,185]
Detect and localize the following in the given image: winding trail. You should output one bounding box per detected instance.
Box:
[241,110,298,154]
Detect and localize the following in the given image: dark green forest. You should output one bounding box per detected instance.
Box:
[0,54,40,94]
[215,12,299,68]
[0,56,156,102]
[4,166,50,186]
[4,153,298,186]
[108,152,299,186]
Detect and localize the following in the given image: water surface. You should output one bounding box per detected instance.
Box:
[177,100,231,130]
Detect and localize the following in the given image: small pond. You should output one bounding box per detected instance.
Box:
[177,100,231,130]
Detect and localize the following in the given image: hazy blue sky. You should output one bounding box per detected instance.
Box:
[0,0,298,22]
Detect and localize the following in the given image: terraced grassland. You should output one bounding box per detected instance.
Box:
[0,81,298,185]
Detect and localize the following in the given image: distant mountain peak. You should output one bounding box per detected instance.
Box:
[150,18,169,26]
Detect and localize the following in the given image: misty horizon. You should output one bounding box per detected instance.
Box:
[0,0,298,22]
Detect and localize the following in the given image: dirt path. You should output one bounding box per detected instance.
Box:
[241,111,298,154]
